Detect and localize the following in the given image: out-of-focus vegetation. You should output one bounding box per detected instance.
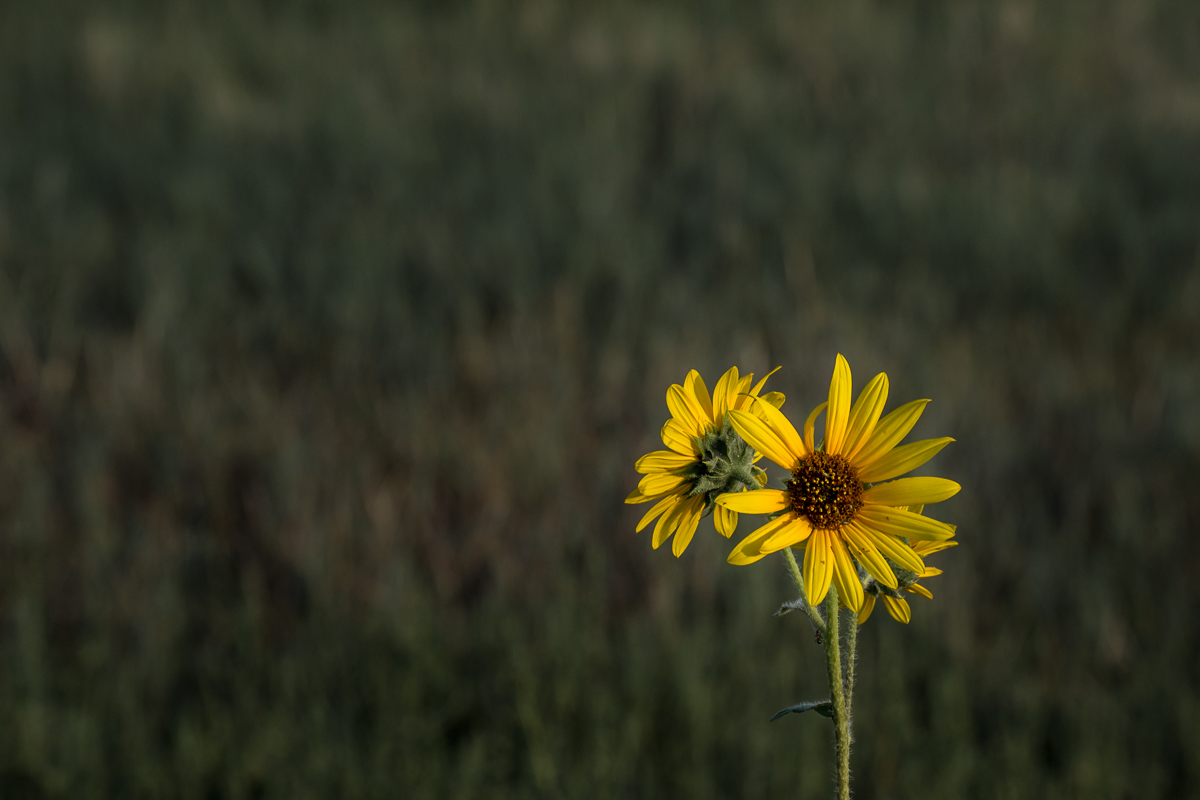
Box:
[2,0,1199,797]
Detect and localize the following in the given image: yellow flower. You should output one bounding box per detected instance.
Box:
[625,366,784,556]
[857,506,957,624]
[716,354,959,612]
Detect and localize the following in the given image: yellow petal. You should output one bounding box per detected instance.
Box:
[638,472,688,497]
[803,401,827,453]
[852,399,929,468]
[920,566,943,578]
[625,487,653,504]
[803,529,834,607]
[825,354,853,455]
[687,370,715,427]
[713,367,739,429]
[635,450,696,474]
[728,409,800,470]
[661,419,699,456]
[727,514,796,565]
[714,505,738,538]
[729,376,748,410]
[842,373,889,461]
[667,384,704,436]
[912,539,958,556]
[681,372,711,428]
[749,366,781,398]
[671,497,705,557]
[830,533,864,612]
[652,494,690,549]
[862,477,961,508]
[857,505,956,541]
[856,524,925,574]
[762,515,813,552]
[906,583,934,599]
[636,493,683,533]
[841,523,898,588]
[882,595,911,623]
[857,438,954,484]
[720,376,748,410]
[714,489,789,514]
[749,395,808,461]
[857,594,876,625]
[759,391,785,409]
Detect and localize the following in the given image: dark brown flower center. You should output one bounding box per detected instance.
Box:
[787,452,864,530]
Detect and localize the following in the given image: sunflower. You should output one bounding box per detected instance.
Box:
[625,367,784,556]
[715,354,959,612]
[857,506,957,624]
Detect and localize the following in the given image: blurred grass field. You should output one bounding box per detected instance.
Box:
[2,0,1200,797]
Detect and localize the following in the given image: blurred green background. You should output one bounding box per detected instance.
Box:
[2,0,1199,797]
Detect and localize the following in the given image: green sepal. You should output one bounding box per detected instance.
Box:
[684,417,760,499]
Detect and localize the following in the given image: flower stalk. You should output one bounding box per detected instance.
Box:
[824,586,852,800]
[782,546,826,638]
[845,603,858,739]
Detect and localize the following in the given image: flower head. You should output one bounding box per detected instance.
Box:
[716,354,959,612]
[626,367,784,556]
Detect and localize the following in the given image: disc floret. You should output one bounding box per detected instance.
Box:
[786,452,864,530]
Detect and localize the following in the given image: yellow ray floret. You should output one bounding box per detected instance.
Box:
[762,515,812,551]
[726,409,798,471]
[861,477,960,507]
[803,402,827,453]
[636,491,686,533]
[856,505,956,541]
[635,450,697,474]
[828,533,864,612]
[857,437,954,484]
[727,514,795,565]
[802,529,835,608]
[713,505,738,538]
[746,394,808,464]
[637,472,688,497]
[851,399,930,468]
[824,354,853,455]
[881,595,911,624]
[714,489,789,514]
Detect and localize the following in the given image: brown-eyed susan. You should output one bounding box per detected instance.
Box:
[857,506,957,624]
[715,354,959,612]
[626,367,784,556]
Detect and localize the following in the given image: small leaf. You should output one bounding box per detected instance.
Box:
[772,599,808,617]
[770,700,834,722]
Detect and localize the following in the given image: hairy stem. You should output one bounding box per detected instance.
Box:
[845,605,857,742]
[824,587,850,800]
[782,547,826,635]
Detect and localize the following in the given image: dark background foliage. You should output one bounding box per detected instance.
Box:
[1,0,1199,797]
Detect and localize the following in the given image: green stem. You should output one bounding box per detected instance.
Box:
[782,547,826,635]
[845,605,857,741]
[824,587,850,800]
